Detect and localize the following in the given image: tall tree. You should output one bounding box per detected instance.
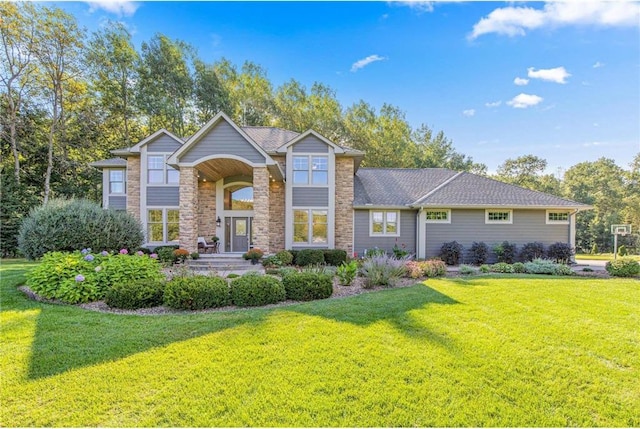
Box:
[0,2,40,183]
[193,59,231,124]
[496,154,560,193]
[33,6,84,203]
[137,33,195,136]
[413,125,487,174]
[86,21,140,147]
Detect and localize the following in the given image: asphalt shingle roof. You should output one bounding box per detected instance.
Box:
[241,126,300,152]
[355,168,589,208]
[89,157,127,168]
[354,168,458,206]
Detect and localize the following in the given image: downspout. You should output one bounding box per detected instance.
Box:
[416,206,424,260]
[569,208,580,263]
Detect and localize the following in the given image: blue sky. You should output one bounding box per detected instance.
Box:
[56,1,639,174]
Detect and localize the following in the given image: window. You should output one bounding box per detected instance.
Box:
[370,210,400,236]
[147,209,179,242]
[292,155,328,185]
[425,209,450,223]
[485,209,513,224]
[224,186,254,210]
[109,169,125,194]
[547,210,570,224]
[148,155,179,184]
[293,209,328,244]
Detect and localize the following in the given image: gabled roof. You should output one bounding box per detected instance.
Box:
[355,168,591,209]
[275,129,346,154]
[89,157,127,169]
[129,129,183,153]
[241,126,300,152]
[354,168,458,206]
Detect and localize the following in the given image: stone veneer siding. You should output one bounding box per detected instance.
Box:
[252,167,270,253]
[335,157,354,255]
[269,180,285,252]
[197,181,217,240]
[179,167,199,253]
[126,156,140,220]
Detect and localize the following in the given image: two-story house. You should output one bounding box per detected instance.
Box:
[91,111,591,260]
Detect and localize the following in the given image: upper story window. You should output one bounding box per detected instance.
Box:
[425,209,450,223]
[485,209,513,224]
[292,155,328,185]
[370,210,400,236]
[109,169,125,194]
[224,186,254,210]
[546,210,570,224]
[148,155,179,185]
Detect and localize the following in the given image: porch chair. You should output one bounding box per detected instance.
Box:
[197,236,218,254]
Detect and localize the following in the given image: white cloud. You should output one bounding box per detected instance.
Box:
[527,66,571,84]
[514,77,529,86]
[350,55,387,72]
[593,61,605,68]
[507,93,544,108]
[485,100,502,108]
[462,109,476,117]
[469,1,640,39]
[391,1,435,13]
[87,1,139,17]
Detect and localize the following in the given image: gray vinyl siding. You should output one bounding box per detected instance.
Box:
[425,209,571,262]
[291,135,329,153]
[292,187,329,206]
[108,196,126,210]
[354,209,417,256]
[147,187,180,206]
[147,134,182,152]
[180,121,266,164]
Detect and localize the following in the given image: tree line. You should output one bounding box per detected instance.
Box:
[1,2,637,256]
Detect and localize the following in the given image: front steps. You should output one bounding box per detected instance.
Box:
[184,254,264,276]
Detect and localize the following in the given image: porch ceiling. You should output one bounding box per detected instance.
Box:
[196,158,253,183]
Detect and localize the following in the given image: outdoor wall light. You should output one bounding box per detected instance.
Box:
[216,216,221,227]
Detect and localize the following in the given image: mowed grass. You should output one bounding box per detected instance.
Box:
[576,253,640,261]
[1,260,639,427]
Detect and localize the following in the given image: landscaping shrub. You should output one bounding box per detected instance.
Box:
[520,242,546,262]
[26,250,163,304]
[493,241,518,264]
[524,258,572,275]
[512,262,526,273]
[404,261,424,279]
[190,252,200,260]
[262,255,283,268]
[392,243,410,259]
[547,242,574,264]
[591,243,599,254]
[104,280,165,309]
[288,249,300,264]
[18,198,143,260]
[275,250,294,266]
[360,254,407,288]
[468,242,489,265]
[336,260,358,285]
[490,262,514,273]
[605,258,640,277]
[173,248,190,263]
[164,275,230,310]
[155,245,179,264]
[242,248,264,263]
[278,267,298,279]
[617,245,628,257]
[323,249,348,266]
[296,249,325,266]
[364,247,386,258]
[479,264,490,273]
[230,273,286,306]
[421,259,447,277]
[439,241,463,265]
[301,264,335,276]
[283,272,333,301]
[459,265,477,275]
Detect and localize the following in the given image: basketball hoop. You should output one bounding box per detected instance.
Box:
[611,224,632,260]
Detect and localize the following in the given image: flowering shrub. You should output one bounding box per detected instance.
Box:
[421,259,447,277]
[242,248,264,261]
[405,261,424,279]
[173,248,190,263]
[26,250,163,304]
[605,258,640,277]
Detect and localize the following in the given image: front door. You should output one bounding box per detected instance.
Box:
[225,217,247,253]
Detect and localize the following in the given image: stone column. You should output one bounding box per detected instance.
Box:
[269,180,285,252]
[197,181,216,239]
[179,167,199,253]
[335,157,354,255]
[126,156,141,221]
[252,167,270,254]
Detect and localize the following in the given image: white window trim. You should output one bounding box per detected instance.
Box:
[108,168,126,195]
[425,209,451,224]
[369,210,401,237]
[546,210,570,225]
[485,209,513,224]
[147,153,179,186]
[292,154,329,187]
[292,207,329,246]
[146,207,180,244]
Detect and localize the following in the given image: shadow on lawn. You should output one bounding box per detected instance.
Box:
[293,284,459,347]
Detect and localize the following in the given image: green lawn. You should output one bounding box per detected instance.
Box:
[576,253,640,261]
[1,260,639,427]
